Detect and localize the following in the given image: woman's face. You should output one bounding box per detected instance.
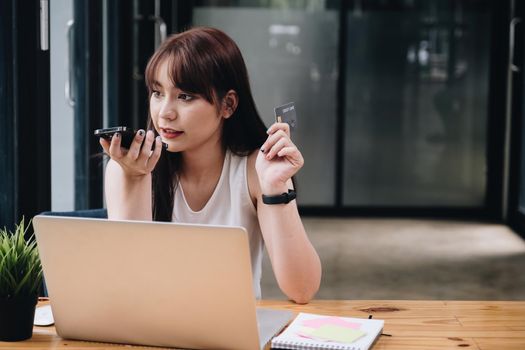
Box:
[149,59,226,153]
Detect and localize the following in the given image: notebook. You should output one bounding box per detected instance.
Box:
[271,312,384,350]
[32,215,293,350]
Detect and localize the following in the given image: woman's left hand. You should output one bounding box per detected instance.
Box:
[255,122,304,193]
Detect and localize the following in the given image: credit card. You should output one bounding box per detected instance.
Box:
[274,102,297,131]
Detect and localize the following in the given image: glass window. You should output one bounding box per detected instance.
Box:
[50,0,75,210]
[193,1,339,205]
[343,1,491,206]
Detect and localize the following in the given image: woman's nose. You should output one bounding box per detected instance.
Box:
[159,99,177,120]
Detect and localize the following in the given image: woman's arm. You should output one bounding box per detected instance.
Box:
[248,124,321,304]
[100,129,162,220]
[104,159,153,220]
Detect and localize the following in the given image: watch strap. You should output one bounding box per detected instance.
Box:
[262,189,297,205]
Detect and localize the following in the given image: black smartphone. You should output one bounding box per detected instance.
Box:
[94,126,168,150]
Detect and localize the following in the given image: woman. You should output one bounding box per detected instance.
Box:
[100,27,321,304]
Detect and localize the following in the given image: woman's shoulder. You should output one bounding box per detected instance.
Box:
[246,149,258,164]
[246,150,261,206]
[227,149,258,168]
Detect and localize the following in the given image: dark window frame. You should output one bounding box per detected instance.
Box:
[0,0,51,229]
[73,0,104,210]
[507,0,525,238]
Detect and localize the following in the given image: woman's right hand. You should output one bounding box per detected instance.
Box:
[99,129,163,177]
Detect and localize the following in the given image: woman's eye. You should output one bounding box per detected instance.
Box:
[178,93,194,101]
[152,90,161,98]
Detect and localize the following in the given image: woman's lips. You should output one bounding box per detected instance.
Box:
[160,128,183,139]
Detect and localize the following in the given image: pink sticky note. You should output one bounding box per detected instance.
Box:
[302,316,361,330]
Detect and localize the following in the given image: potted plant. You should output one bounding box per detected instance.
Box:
[0,217,43,341]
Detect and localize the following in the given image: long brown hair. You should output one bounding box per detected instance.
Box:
[144,27,267,221]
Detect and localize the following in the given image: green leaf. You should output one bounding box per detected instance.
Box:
[0,217,42,298]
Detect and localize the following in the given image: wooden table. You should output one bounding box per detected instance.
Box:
[2,300,524,349]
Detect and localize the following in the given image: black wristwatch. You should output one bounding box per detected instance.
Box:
[262,189,297,205]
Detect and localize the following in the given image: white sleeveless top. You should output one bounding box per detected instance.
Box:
[172,150,264,299]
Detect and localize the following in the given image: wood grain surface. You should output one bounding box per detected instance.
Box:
[1,300,523,350]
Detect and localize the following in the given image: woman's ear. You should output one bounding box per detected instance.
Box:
[221,90,239,119]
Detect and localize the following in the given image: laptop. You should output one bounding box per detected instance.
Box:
[33,215,293,350]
